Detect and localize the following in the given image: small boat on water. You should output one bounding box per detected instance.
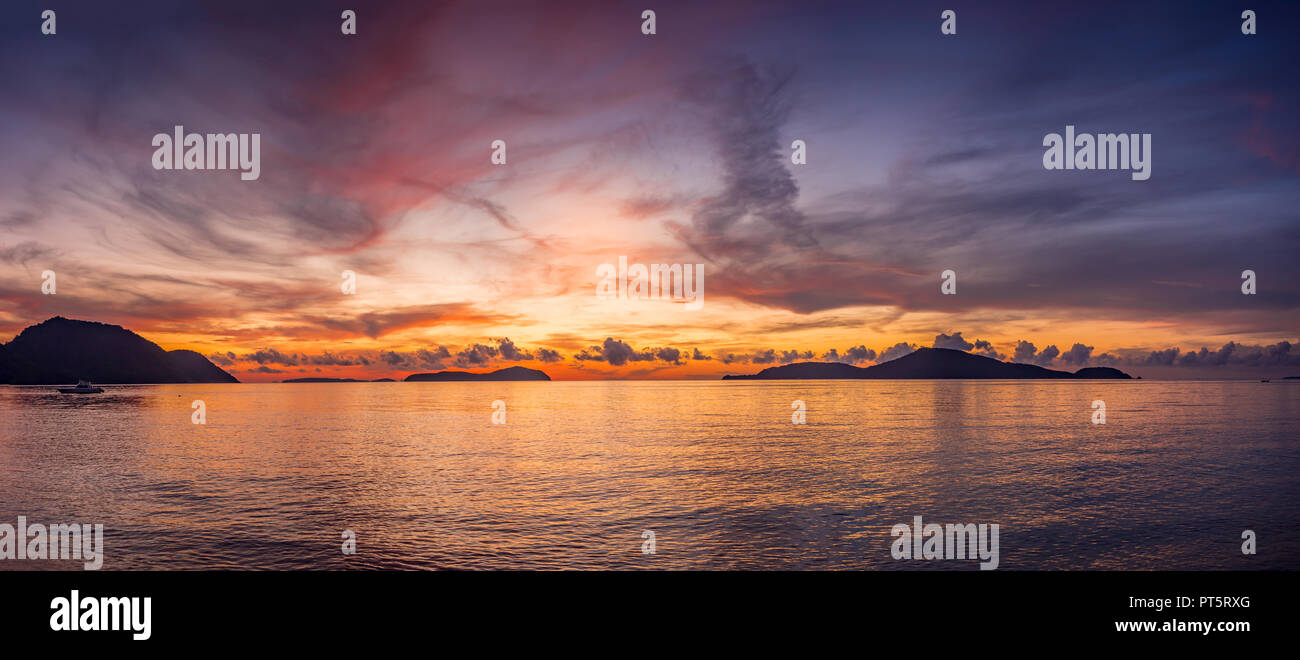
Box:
[59,380,104,394]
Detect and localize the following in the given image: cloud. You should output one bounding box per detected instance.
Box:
[207,351,237,366]
[305,351,359,366]
[685,61,814,250]
[844,345,877,363]
[309,304,512,340]
[0,241,58,267]
[415,347,450,366]
[620,194,684,220]
[1179,342,1236,367]
[199,334,1300,379]
[783,349,814,363]
[1098,340,1300,371]
[1036,345,1061,365]
[933,332,974,351]
[971,339,1002,360]
[1013,341,1038,363]
[655,347,684,365]
[245,348,299,366]
[819,346,875,364]
[1013,342,1060,366]
[377,347,451,370]
[574,338,655,366]
[455,343,500,367]
[878,342,917,363]
[1059,343,1094,366]
[494,337,534,362]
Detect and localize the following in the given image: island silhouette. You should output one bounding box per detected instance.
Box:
[283,369,551,382]
[405,366,551,381]
[0,317,238,384]
[722,347,1132,380]
[282,377,395,383]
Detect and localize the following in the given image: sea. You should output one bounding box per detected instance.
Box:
[0,380,1296,570]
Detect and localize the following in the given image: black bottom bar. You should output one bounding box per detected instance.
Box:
[4,570,1291,648]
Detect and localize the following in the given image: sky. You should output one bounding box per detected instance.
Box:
[0,0,1297,381]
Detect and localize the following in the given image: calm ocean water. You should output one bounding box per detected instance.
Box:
[0,380,1296,570]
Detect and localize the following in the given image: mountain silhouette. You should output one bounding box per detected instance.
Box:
[0,317,238,384]
[722,347,1132,380]
[404,366,551,381]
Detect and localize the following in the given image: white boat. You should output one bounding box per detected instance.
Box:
[58,380,104,394]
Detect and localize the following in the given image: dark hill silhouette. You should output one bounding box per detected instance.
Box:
[722,347,1132,380]
[0,317,238,384]
[282,377,398,383]
[1071,367,1132,379]
[405,366,550,382]
[725,361,866,379]
[282,377,366,383]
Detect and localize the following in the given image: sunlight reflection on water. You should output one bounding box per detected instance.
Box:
[1,380,1296,570]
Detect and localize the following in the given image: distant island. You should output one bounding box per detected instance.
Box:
[722,347,1132,380]
[0,316,238,384]
[282,377,397,383]
[405,366,551,382]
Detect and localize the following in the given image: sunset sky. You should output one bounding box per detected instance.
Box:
[1,0,1297,381]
